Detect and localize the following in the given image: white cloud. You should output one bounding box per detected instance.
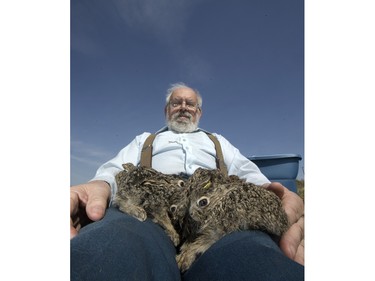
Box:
[181,53,213,83]
[71,35,104,57]
[71,140,114,166]
[70,140,115,185]
[113,0,193,44]
[70,154,103,167]
[112,0,214,83]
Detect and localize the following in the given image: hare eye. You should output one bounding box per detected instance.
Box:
[177,180,185,187]
[197,197,210,208]
[170,205,177,213]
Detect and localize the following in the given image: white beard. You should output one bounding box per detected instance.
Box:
[167,111,199,133]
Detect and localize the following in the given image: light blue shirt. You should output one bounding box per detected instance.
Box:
[91,127,270,203]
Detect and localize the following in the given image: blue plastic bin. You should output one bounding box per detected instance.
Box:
[248,154,302,193]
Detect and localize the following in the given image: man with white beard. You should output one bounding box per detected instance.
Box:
[70,82,304,281]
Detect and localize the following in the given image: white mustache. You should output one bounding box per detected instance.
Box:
[174,112,192,120]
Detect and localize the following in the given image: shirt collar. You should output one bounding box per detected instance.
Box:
[155,126,203,134]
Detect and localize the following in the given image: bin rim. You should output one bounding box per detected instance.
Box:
[248,154,302,161]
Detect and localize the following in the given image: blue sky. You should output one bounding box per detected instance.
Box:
[3,1,375,278]
[71,0,304,185]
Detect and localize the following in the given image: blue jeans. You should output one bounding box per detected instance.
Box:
[71,207,304,281]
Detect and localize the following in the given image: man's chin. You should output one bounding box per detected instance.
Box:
[167,120,198,133]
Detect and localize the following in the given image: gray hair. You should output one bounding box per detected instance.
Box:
[165,82,203,108]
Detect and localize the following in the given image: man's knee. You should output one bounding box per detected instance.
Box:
[182,231,304,281]
[71,207,181,281]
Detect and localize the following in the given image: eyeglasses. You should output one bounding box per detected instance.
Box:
[169,99,199,110]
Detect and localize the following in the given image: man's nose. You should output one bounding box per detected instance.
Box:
[180,101,188,110]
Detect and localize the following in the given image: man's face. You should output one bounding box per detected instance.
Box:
[165,87,202,133]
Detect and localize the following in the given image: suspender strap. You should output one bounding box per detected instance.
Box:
[140,132,228,176]
[206,133,228,176]
[140,134,156,168]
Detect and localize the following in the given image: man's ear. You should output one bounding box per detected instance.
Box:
[197,107,203,117]
[164,105,168,116]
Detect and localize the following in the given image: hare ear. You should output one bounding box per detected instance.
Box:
[203,180,211,189]
[122,162,135,172]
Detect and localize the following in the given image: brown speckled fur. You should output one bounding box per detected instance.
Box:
[114,164,289,272]
[114,163,188,246]
[176,168,289,272]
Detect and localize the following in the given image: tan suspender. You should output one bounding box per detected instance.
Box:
[140,132,228,175]
[206,133,228,175]
[140,133,156,169]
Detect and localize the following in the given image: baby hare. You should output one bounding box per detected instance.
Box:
[176,168,289,272]
[114,163,188,246]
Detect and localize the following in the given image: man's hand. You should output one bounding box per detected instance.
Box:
[70,180,111,239]
[265,182,304,265]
